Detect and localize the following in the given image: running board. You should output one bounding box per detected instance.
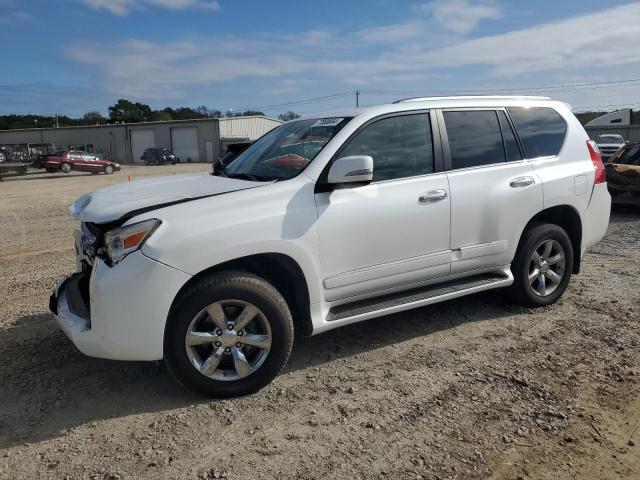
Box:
[326,272,512,323]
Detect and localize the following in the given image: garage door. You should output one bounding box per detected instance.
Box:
[131,129,155,164]
[172,127,199,162]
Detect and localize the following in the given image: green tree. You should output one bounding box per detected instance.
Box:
[83,111,105,124]
[108,99,152,123]
[278,111,300,121]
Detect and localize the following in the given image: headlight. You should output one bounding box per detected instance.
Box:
[103,219,160,265]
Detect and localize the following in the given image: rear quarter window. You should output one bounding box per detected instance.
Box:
[507,107,567,158]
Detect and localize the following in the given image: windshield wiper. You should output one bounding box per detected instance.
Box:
[225,172,276,182]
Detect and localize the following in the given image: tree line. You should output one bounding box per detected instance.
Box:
[0,98,618,131]
[0,99,301,130]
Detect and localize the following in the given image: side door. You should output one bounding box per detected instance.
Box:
[82,153,98,171]
[439,108,543,274]
[315,111,451,302]
[69,151,85,168]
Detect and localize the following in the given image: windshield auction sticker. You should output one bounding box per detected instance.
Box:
[311,118,345,128]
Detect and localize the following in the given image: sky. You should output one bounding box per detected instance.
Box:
[1,0,640,117]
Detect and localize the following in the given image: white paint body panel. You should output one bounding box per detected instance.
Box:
[56,97,611,361]
[55,252,190,360]
[447,161,543,274]
[69,173,269,223]
[315,174,451,301]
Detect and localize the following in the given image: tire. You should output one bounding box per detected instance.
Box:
[164,271,294,398]
[508,222,573,308]
[0,151,6,163]
[61,162,72,174]
[104,164,115,174]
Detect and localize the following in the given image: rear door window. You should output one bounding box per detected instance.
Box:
[507,107,567,158]
[443,110,505,169]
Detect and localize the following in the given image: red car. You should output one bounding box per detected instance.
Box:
[36,150,121,174]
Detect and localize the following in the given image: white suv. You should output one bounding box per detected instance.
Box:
[51,96,611,397]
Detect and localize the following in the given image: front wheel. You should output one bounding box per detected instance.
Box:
[104,164,115,174]
[61,162,72,174]
[164,271,294,397]
[508,223,573,308]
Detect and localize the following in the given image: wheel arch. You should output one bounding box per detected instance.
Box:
[520,205,582,274]
[170,252,313,337]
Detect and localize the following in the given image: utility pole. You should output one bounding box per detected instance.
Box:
[355,90,360,108]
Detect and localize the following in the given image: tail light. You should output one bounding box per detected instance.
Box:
[586,140,606,184]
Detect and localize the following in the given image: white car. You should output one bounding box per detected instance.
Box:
[51,96,611,397]
[596,134,625,161]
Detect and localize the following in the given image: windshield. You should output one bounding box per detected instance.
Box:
[221,117,352,181]
[597,135,624,144]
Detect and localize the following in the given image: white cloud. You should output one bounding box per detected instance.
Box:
[78,0,220,16]
[355,20,428,43]
[416,0,502,34]
[64,2,640,108]
[0,0,34,24]
[418,2,640,76]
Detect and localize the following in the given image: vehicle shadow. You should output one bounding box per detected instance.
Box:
[0,290,523,449]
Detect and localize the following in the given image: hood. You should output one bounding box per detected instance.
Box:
[70,173,270,224]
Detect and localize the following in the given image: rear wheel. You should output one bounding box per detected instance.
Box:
[164,271,294,397]
[61,162,72,174]
[508,223,573,307]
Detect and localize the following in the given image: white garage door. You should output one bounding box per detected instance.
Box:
[131,129,155,164]
[172,127,199,162]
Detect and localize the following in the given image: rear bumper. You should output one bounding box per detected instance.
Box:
[50,251,191,361]
[582,183,612,254]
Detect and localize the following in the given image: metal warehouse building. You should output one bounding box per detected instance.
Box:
[0,116,281,164]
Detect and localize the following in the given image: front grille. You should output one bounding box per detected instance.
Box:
[600,147,621,156]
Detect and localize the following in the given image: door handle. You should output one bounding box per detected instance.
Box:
[510,176,535,188]
[418,189,448,203]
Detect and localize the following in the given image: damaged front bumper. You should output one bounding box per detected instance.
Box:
[50,271,98,357]
[50,251,192,361]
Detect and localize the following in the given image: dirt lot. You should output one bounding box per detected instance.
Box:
[1,165,639,480]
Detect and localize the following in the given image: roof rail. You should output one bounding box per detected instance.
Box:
[394,95,551,104]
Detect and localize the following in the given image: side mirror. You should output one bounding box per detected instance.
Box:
[327,155,374,185]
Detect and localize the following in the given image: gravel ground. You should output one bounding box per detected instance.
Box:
[1,165,639,480]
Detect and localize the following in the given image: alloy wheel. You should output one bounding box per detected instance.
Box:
[528,239,566,297]
[185,300,272,381]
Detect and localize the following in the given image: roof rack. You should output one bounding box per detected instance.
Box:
[394,95,551,104]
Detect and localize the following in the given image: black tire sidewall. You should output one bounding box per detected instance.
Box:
[511,223,574,307]
[165,273,293,397]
